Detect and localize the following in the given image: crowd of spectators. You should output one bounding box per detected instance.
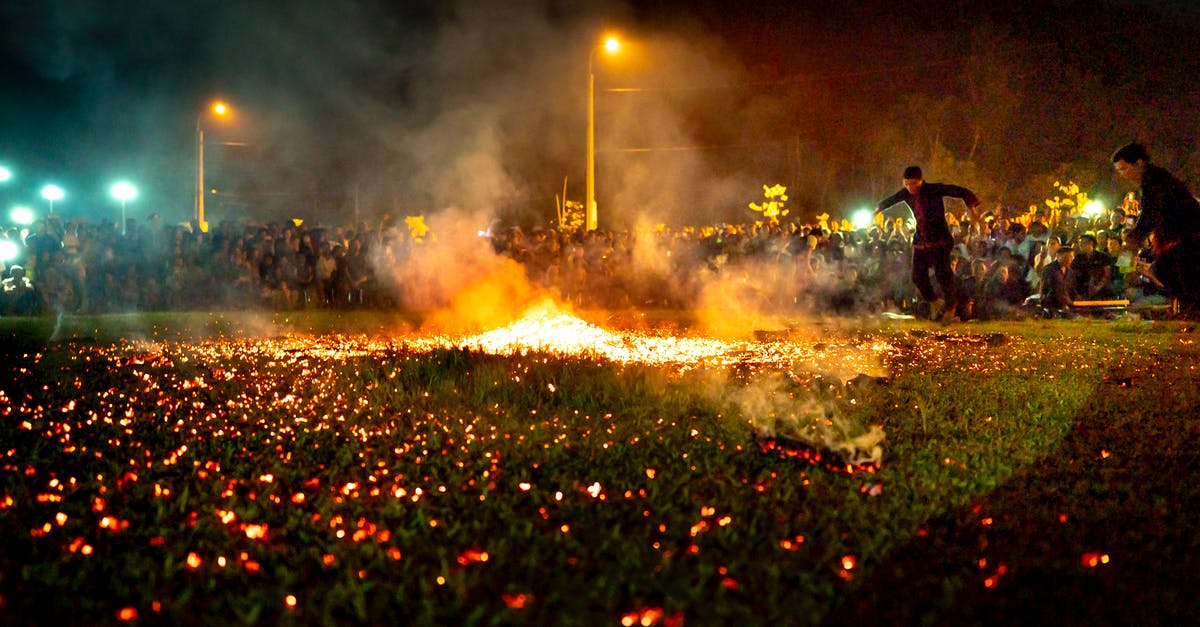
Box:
[0,203,1167,320]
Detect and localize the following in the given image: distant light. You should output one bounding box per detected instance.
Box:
[111,181,138,202]
[0,166,11,183]
[851,209,874,230]
[213,102,229,116]
[11,206,33,225]
[0,240,17,262]
[41,185,64,202]
[1083,200,1104,216]
[604,37,620,54]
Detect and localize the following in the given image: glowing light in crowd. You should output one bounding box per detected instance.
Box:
[851,209,874,230]
[0,166,11,182]
[1083,200,1104,216]
[41,184,64,212]
[0,239,17,262]
[111,181,138,203]
[11,206,34,225]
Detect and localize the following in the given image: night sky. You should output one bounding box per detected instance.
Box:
[2,0,1198,229]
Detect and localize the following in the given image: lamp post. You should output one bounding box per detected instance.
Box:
[587,36,620,233]
[196,101,230,233]
[41,184,64,213]
[111,181,137,236]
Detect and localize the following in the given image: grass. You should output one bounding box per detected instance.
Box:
[0,311,1197,625]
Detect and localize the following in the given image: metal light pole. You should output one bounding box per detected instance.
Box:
[111,181,137,236]
[196,101,229,233]
[586,37,620,233]
[196,115,205,232]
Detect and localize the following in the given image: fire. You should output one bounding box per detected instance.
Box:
[458,299,846,369]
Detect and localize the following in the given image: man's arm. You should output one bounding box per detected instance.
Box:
[875,189,907,215]
[926,183,981,210]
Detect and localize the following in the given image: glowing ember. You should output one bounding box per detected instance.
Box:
[460,300,737,365]
[454,299,889,372]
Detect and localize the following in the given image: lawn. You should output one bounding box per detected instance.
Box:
[0,310,1197,625]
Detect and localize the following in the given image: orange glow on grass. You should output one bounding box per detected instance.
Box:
[502,593,529,609]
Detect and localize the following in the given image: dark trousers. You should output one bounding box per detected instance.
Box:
[911,244,956,305]
[1154,238,1200,313]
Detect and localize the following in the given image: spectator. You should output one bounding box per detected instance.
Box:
[1039,245,1076,316]
[3,265,38,315]
[1071,233,1115,300]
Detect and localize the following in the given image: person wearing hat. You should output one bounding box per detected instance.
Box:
[1112,142,1200,317]
[875,165,981,322]
[1039,244,1076,315]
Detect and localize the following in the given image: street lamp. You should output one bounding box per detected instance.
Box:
[41,184,64,213]
[587,36,621,232]
[197,101,231,232]
[11,206,33,226]
[111,181,138,236]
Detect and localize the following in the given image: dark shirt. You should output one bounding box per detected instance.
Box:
[1132,164,1200,252]
[876,182,980,248]
[1070,250,1114,299]
[1040,260,1074,308]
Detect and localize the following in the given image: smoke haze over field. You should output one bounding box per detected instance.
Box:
[0,0,762,229]
[4,0,1200,231]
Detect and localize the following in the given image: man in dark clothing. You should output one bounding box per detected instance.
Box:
[1070,232,1114,300]
[1039,245,1076,316]
[1112,142,1200,316]
[875,165,981,321]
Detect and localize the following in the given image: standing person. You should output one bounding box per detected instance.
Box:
[1112,142,1200,317]
[875,165,981,321]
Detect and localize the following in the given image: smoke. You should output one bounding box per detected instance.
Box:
[371,207,548,332]
[727,371,885,468]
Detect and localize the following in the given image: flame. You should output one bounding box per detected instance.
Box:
[457,298,878,370]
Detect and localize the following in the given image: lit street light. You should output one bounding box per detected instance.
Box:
[852,209,874,231]
[197,101,231,233]
[11,206,34,226]
[587,36,621,232]
[111,181,138,236]
[41,184,64,213]
[0,239,17,264]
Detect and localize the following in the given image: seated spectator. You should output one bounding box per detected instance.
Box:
[959,258,988,320]
[1107,236,1133,295]
[1040,245,1076,315]
[3,265,39,315]
[1071,232,1115,300]
[979,264,1024,319]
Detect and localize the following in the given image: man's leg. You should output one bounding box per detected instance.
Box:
[911,248,947,320]
[1169,242,1200,316]
[910,248,938,302]
[933,248,957,311]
